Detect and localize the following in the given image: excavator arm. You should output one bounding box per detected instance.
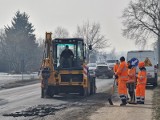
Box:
[41,32,53,98]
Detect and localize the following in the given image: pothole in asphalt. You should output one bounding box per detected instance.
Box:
[3,104,67,117]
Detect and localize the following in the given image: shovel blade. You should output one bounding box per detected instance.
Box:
[108,98,113,105]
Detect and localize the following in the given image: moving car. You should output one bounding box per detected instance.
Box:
[106,60,118,70]
[127,50,158,86]
[87,63,97,77]
[95,64,114,78]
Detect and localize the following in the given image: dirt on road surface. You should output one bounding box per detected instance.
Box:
[31,86,154,120]
[90,88,153,120]
[0,78,155,120]
[32,92,110,120]
[0,78,113,120]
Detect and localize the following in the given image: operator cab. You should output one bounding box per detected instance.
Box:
[53,38,85,70]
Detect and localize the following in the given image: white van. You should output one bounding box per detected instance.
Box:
[127,50,158,86]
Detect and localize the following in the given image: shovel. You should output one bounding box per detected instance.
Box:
[108,78,116,105]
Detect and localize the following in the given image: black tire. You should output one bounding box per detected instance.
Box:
[153,82,158,87]
[90,78,96,95]
[90,82,93,95]
[79,87,89,96]
[93,78,96,94]
[41,88,45,98]
[84,88,89,96]
[46,86,54,98]
[79,87,84,96]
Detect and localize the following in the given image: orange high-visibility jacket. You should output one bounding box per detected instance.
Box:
[116,61,128,81]
[113,64,119,73]
[137,70,147,84]
[128,67,136,83]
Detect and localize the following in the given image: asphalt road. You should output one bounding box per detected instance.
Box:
[0,77,114,120]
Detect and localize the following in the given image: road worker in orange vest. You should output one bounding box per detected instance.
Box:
[136,61,147,104]
[116,56,128,106]
[127,60,136,103]
[113,60,119,85]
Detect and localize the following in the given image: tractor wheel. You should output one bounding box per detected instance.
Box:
[93,78,96,94]
[46,86,54,98]
[79,87,84,96]
[90,78,96,95]
[41,88,45,98]
[80,87,89,96]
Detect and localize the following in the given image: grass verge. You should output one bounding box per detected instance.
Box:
[152,80,160,120]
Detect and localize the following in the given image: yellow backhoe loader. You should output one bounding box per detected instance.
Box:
[40,32,96,98]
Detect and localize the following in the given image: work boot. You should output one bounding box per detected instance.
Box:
[127,96,129,101]
[120,100,127,106]
[140,101,144,104]
[120,103,126,106]
[136,101,141,104]
[129,91,133,99]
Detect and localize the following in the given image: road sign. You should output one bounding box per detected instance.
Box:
[144,57,152,66]
[130,58,139,67]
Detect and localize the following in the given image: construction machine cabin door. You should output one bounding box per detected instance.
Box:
[53,39,84,69]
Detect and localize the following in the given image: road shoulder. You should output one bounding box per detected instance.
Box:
[89,89,153,120]
[0,79,39,90]
[152,80,160,120]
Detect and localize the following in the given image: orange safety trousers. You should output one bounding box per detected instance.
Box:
[116,61,128,100]
[118,80,127,95]
[136,70,147,103]
[136,84,146,97]
[114,64,119,84]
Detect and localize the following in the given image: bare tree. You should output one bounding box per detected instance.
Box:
[102,52,108,62]
[74,21,109,62]
[53,26,69,38]
[122,0,160,70]
[110,48,116,59]
[122,0,160,49]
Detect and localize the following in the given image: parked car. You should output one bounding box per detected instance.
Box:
[87,63,97,77]
[106,60,118,70]
[95,64,114,78]
[127,50,158,87]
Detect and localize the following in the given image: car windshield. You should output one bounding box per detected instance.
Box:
[107,60,116,63]
[55,42,84,68]
[97,66,108,70]
[96,62,106,65]
[88,63,96,67]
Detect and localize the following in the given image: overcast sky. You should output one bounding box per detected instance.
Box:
[0,0,153,52]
